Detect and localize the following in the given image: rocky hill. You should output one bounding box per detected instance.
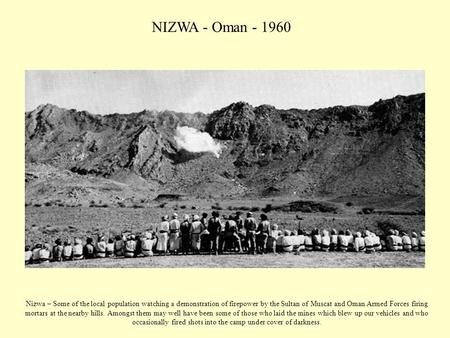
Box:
[25,93,425,208]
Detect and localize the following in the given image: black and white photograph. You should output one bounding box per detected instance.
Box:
[25,70,425,268]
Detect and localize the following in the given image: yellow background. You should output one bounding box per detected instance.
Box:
[1,0,448,337]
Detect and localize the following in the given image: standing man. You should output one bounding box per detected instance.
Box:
[256,214,270,254]
[267,224,280,254]
[200,212,209,252]
[180,214,191,255]
[156,215,170,255]
[207,211,222,255]
[244,212,257,254]
[235,211,247,252]
[169,213,180,255]
[222,214,242,253]
[190,215,205,254]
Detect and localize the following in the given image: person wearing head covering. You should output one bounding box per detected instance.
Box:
[156,215,170,255]
[73,238,84,260]
[411,232,419,251]
[321,230,330,252]
[235,212,247,253]
[62,240,73,260]
[290,230,302,252]
[106,238,115,257]
[39,243,52,263]
[379,233,387,251]
[419,231,425,252]
[124,235,137,258]
[312,228,322,251]
[222,214,242,253]
[221,214,229,250]
[114,234,125,257]
[294,229,306,253]
[25,245,32,265]
[140,232,154,257]
[52,238,64,262]
[180,215,191,255]
[394,230,403,251]
[275,231,283,252]
[304,231,313,251]
[200,212,208,227]
[338,230,349,252]
[330,229,338,251]
[267,223,279,254]
[208,211,222,255]
[256,214,270,254]
[96,235,107,258]
[135,234,142,256]
[244,212,257,254]
[345,229,354,252]
[401,232,412,252]
[276,230,294,252]
[199,212,209,252]
[218,215,227,253]
[168,213,181,254]
[32,243,42,263]
[354,232,365,252]
[266,223,279,254]
[372,232,382,251]
[83,237,96,259]
[364,230,374,253]
[386,229,396,251]
[190,214,205,254]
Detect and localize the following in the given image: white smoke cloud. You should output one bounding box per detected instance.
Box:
[174,126,222,158]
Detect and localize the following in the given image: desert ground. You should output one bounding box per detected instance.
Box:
[27,251,424,268]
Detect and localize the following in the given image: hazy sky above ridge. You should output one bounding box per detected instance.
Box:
[26,70,424,114]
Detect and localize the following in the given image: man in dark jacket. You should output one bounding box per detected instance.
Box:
[208,211,222,255]
[180,214,191,255]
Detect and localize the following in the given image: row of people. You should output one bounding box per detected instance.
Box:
[25,212,425,264]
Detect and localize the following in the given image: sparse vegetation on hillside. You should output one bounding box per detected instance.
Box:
[25,94,424,205]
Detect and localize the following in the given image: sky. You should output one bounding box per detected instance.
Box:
[26,70,424,114]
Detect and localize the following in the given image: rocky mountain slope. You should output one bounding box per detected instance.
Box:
[25,93,425,208]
